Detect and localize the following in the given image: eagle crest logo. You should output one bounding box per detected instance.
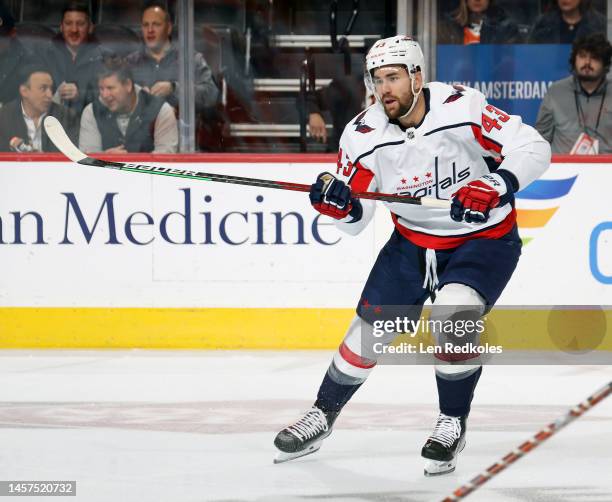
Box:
[353,111,375,134]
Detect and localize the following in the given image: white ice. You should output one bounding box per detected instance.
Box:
[0,350,610,502]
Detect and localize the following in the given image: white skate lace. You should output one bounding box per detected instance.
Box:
[286,408,329,441]
[429,413,461,448]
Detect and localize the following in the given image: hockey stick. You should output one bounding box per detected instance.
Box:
[43,116,450,208]
[441,380,612,502]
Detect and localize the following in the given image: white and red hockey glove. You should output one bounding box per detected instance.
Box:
[309,172,363,221]
[451,172,513,224]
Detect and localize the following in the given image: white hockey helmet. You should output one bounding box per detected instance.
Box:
[366,35,425,81]
[364,36,426,120]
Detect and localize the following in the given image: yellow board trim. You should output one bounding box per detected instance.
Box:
[0,308,353,349]
[0,307,610,351]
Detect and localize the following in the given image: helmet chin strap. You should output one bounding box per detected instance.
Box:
[399,75,422,121]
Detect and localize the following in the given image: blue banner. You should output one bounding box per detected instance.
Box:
[516,176,577,200]
[436,44,571,125]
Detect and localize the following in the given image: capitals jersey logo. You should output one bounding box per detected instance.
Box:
[395,159,472,199]
[443,85,465,104]
[353,111,375,134]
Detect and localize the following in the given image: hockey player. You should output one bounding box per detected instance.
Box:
[274,36,551,475]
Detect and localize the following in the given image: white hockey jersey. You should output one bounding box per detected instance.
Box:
[334,81,551,249]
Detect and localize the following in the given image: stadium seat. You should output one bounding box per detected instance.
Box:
[15,23,57,54]
[19,0,66,24]
[194,0,246,28]
[96,0,144,24]
[94,24,141,58]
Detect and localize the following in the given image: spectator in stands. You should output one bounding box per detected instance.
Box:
[535,33,611,154]
[45,1,106,114]
[437,0,521,44]
[0,65,79,152]
[79,61,178,153]
[0,4,37,107]
[126,1,219,112]
[528,0,606,44]
[306,74,372,152]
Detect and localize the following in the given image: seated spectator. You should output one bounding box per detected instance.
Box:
[438,0,521,44]
[126,1,219,112]
[535,33,611,153]
[0,4,37,107]
[0,65,79,152]
[528,0,606,44]
[79,61,178,153]
[45,1,106,114]
[306,74,371,152]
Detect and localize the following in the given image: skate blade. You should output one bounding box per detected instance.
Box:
[273,441,322,464]
[423,436,465,476]
[423,458,457,476]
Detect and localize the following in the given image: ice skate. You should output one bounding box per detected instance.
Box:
[421,413,467,476]
[273,407,338,464]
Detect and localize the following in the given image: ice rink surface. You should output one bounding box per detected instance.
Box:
[0,350,610,502]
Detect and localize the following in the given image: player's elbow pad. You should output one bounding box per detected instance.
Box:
[502,141,552,192]
[522,141,552,187]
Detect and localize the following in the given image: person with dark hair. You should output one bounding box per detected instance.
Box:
[0,3,38,107]
[125,1,218,112]
[79,61,178,153]
[0,65,79,152]
[535,33,611,153]
[44,1,106,114]
[438,0,521,44]
[528,0,606,44]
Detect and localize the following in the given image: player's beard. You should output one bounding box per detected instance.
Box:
[382,94,413,119]
[576,65,605,83]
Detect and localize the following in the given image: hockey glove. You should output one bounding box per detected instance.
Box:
[309,172,363,221]
[451,173,512,224]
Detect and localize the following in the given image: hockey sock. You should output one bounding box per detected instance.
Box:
[314,371,363,413]
[436,366,482,417]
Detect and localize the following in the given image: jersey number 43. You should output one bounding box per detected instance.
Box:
[482,104,509,133]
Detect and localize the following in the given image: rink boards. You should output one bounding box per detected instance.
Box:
[1,154,611,349]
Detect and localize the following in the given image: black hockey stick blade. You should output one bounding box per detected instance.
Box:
[44,116,450,208]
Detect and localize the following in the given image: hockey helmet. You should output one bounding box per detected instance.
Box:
[365,36,425,81]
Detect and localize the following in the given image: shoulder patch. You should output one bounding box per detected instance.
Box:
[353,110,375,134]
[444,85,465,104]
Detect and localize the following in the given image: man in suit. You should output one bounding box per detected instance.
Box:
[0,65,79,152]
